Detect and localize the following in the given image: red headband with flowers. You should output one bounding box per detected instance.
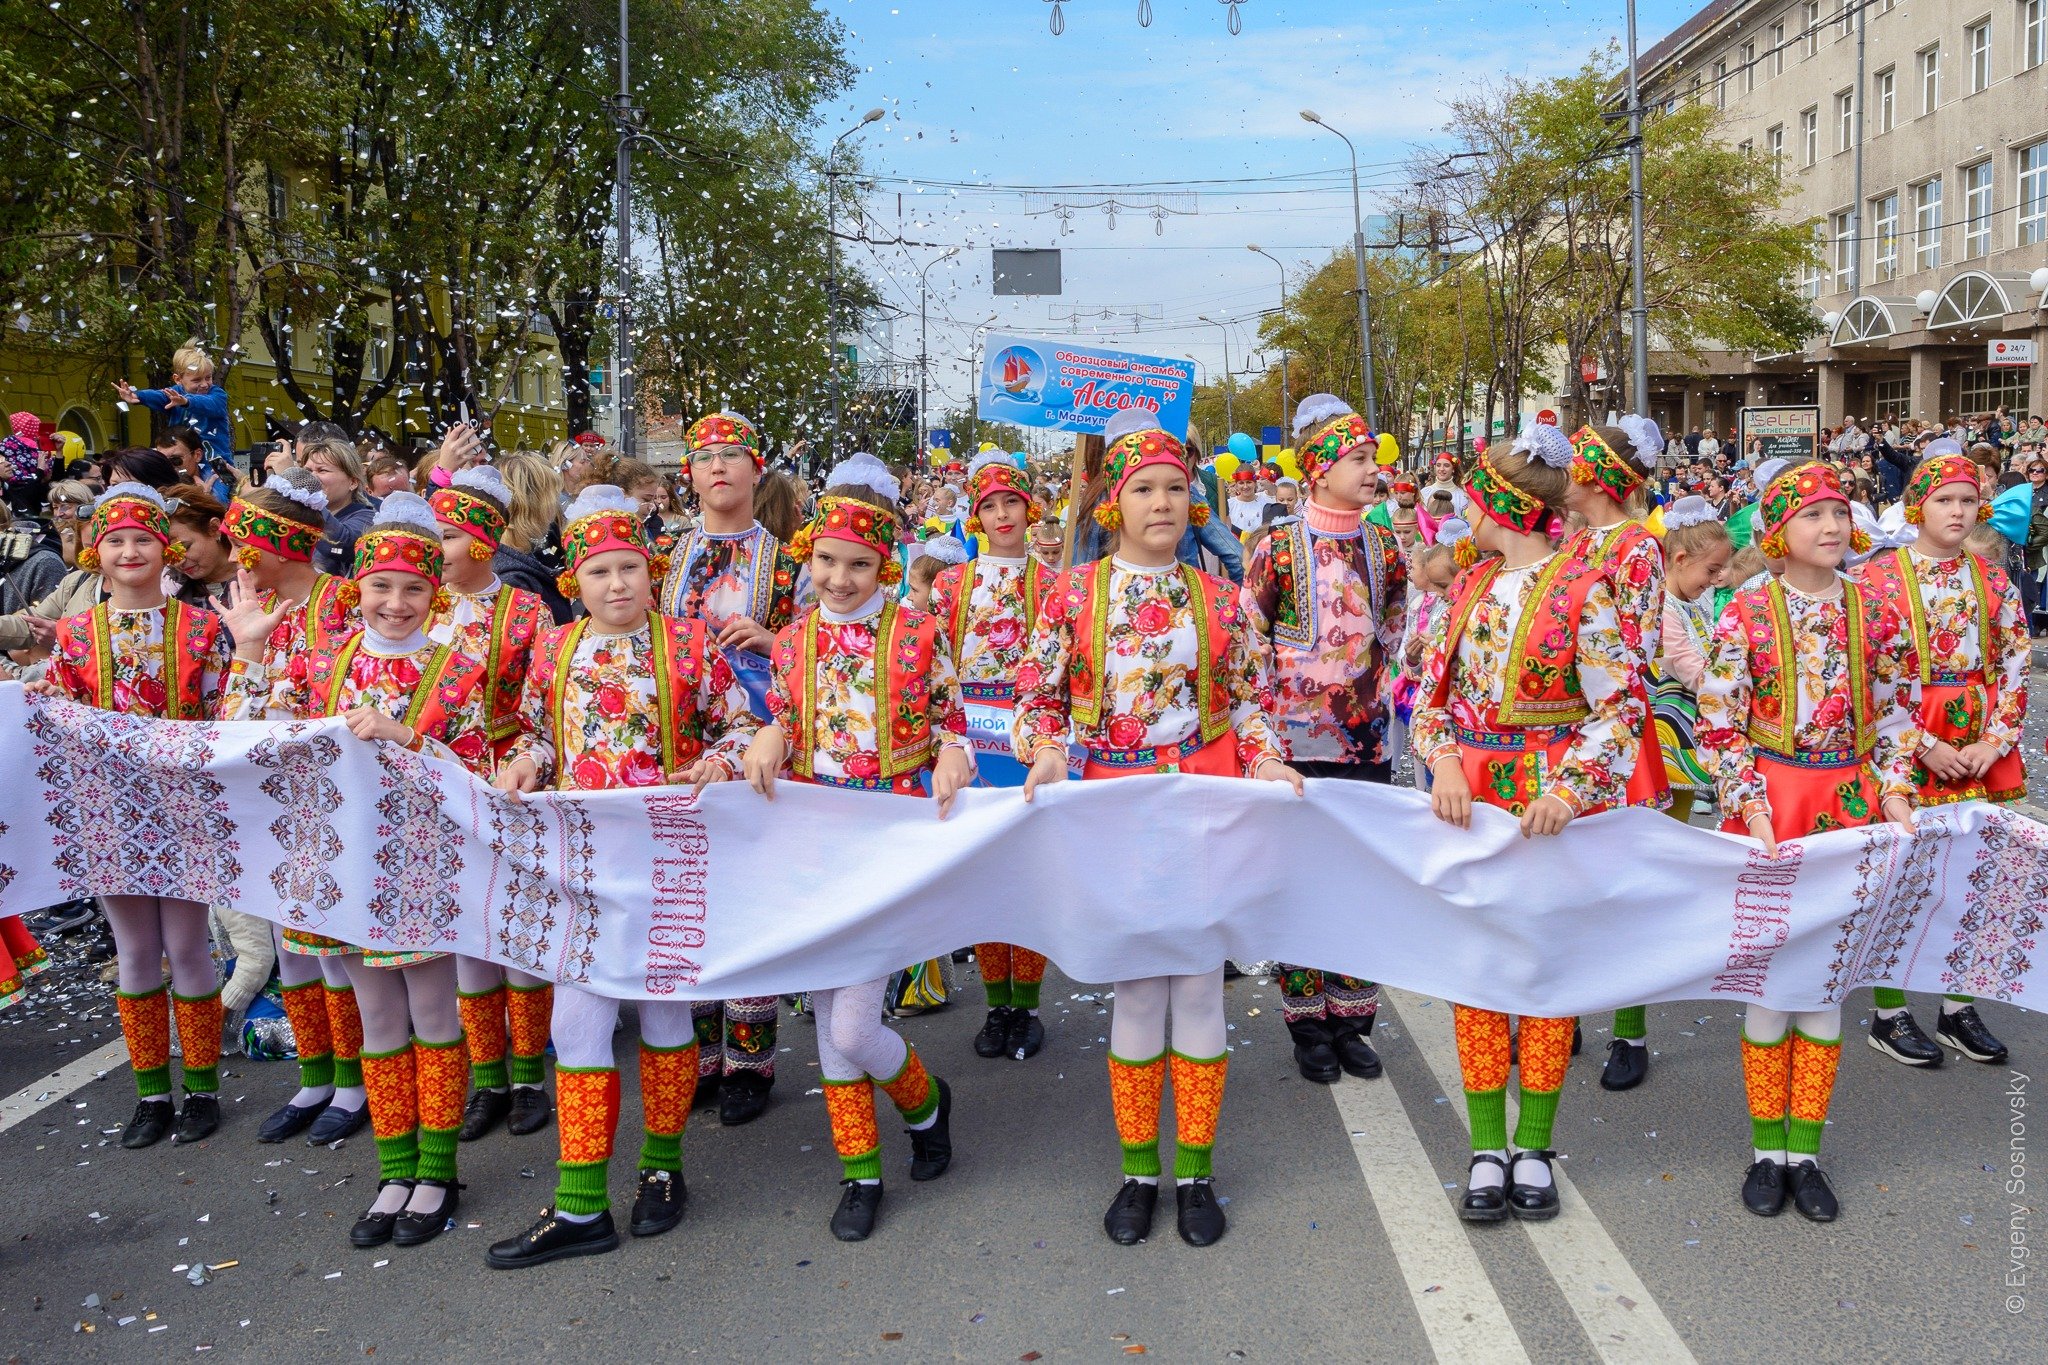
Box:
[685,413,763,468]
[1902,453,1989,525]
[1463,448,1548,536]
[430,486,507,554]
[353,525,444,585]
[223,496,319,565]
[1568,425,1646,503]
[556,507,666,599]
[965,461,1042,534]
[1300,413,1375,484]
[78,491,180,572]
[1094,428,1209,530]
[786,494,904,585]
[1757,463,1868,557]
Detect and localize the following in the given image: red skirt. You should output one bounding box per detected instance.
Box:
[1719,750,1881,841]
[1081,731,1243,781]
[1,915,47,1012]
[1907,673,2026,806]
[1620,707,1673,810]
[1451,719,1615,819]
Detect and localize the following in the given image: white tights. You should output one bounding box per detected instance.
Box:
[101,896,218,998]
[1108,969,1227,1062]
[342,954,461,1052]
[454,953,548,994]
[812,978,908,1084]
[1742,1004,1842,1047]
[549,985,696,1069]
[272,925,355,990]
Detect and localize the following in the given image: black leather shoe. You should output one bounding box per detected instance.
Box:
[1175,1177,1227,1247]
[392,1179,462,1246]
[1599,1039,1648,1091]
[350,1180,415,1248]
[1571,1020,1583,1056]
[693,1075,722,1110]
[1741,1159,1787,1216]
[907,1077,953,1181]
[629,1167,687,1237]
[307,1101,369,1145]
[1287,1019,1341,1084]
[507,1085,552,1136]
[458,1087,511,1142]
[1786,1160,1839,1222]
[1868,1010,1943,1067]
[121,1099,175,1150]
[974,1006,1014,1059]
[1103,1179,1158,1245]
[1005,1011,1046,1060]
[1507,1150,1561,1221]
[257,1098,326,1144]
[1329,1021,1383,1079]
[1459,1153,1509,1222]
[173,1093,220,1145]
[718,1072,773,1127]
[1935,1005,2008,1064]
[486,1209,620,1268]
[830,1181,884,1242]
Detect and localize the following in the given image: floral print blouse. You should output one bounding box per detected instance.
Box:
[659,523,801,635]
[48,604,229,717]
[222,631,493,771]
[223,576,359,721]
[930,555,1036,693]
[1011,558,1286,774]
[1410,554,1644,812]
[1568,522,1664,665]
[1880,549,2028,754]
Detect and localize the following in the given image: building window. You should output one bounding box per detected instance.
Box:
[1739,138,1755,162]
[1768,124,1786,178]
[1836,89,1855,151]
[1772,21,1787,75]
[2027,0,2047,71]
[1715,59,1729,108]
[1740,42,1757,93]
[1913,177,1944,269]
[1969,20,1992,92]
[1832,209,1856,289]
[1801,222,1825,299]
[1801,106,1820,165]
[1870,377,1911,417]
[1873,193,1899,280]
[1920,45,1941,112]
[1875,67,1896,130]
[2020,140,2048,244]
[1803,2,1821,58]
[1958,367,2029,413]
[1963,160,1994,258]
[1837,0,1852,38]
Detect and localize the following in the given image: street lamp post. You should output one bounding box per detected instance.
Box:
[1623,1,1651,414]
[1197,314,1234,431]
[1301,110,1379,431]
[918,248,960,466]
[1182,353,1208,387]
[1246,244,1291,434]
[826,108,885,462]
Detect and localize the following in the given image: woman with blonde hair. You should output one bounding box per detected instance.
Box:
[489,451,571,623]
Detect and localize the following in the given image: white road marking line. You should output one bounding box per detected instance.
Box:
[0,1039,130,1136]
[1329,1057,1533,1363]
[1386,988,1699,1365]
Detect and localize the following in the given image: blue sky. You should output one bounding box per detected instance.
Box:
[810,0,1701,429]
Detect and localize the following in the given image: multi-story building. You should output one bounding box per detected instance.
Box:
[1639,0,2048,432]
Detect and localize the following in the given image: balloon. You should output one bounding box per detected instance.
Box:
[1274,451,1302,481]
[57,431,84,467]
[1226,432,1256,461]
[1472,438,1488,455]
[1012,451,1029,469]
[979,441,997,452]
[1376,433,1401,466]
[1214,452,1241,483]
[1991,483,2032,544]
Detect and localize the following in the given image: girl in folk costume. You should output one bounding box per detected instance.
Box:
[1246,395,1407,1086]
[219,469,372,1147]
[659,412,801,1128]
[1854,446,2024,1068]
[1650,499,1734,830]
[931,449,1057,1062]
[1696,461,1921,1223]
[487,486,760,1269]
[1562,417,1673,1094]
[426,465,559,1141]
[742,454,972,1244]
[41,483,231,1148]
[1410,426,1647,1224]
[1013,425,1303,1251]
[223,492,493,1249]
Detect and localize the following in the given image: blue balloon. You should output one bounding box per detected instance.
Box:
[1227,432,1257,460]
[1012,451,1029,468]
[1991,483,2032,544]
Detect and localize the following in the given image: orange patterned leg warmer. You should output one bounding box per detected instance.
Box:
[506,983,554,1086]
[636,1041,699,1171]
[278,981,333,1089]
[976,943,1013,1006]
[1010,948,1048,1010]
[1170,1050,1228,1179]
[172,989,224,1094]
[361,1045,419,1181]
[117,986,173,1099]
[824,1077,882,1181]
[1787,1031,1841,1158]
[459,986,510,1090]
[1742,1034,1792,1152]
[414,1037,466,1181]
[1108,1050,1166,1177]
[878,1045,939,1123]
[1454,1005,1511,1151]
[325,983,365,1089]
[555,1066,622,1214]
[1515,1015,1576,1094]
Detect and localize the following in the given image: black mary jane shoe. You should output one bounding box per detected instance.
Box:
[1005,1011,1046,1061]
[1457,1153,1509,1223]
[486,1209,620,1269]
[1599,1039,1648,1092]
[718,1072,773,1127]
[306,1101,369,1145]
[1508,1150,1562,1221]
[1867,1010,1943,1067]
[974,1006,1015,1059]
[257,1097,328,1144]
[172,1093,221,1145]
[121,1099,176,1150]
[907,1077,953,1181]
[1934,1005,2008,1064]
[1329,1021,1383,1079]
[392,1179,462,1247]
[1786,1161,1839,1223]
[693,1075,723,1111]
[1175,1177,1228,1247]
[1287,1019,1342,1084]
[350,1179,416,1248]
[1741,1159,1787,1217]
[830,1181,885,1242]
[458,1087,511,1142]
[1103,1179,1159,1245]
[507,1085,552,1136]
[629,1168,688,1237]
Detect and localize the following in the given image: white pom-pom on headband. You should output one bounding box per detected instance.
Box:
[1102,409,1159,444]
[1511,416,1575,470]
[1662,495,1721,530]
[94,480,167,512]
[369,489,441,536]
[1617,413,1664,464]
[825,452,901,505]
[264,472,330,514]
[966,450,1018,483]
[451,464,511,504]
[1291,392,1352,437]
[916,535,969,567]
[564,483,640,524]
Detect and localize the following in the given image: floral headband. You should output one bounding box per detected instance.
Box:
[965,461,1042,534]
[1300,413,1374,484]
[786,494,904,586]
[430,485,507,556]
[352,524,444,585]
[1463,447,1548,536]
[1094,428,1209,530]
[78,489,181,572]
[1568,425,1646,503]
[1902,453,1989,525]
[685,413,763,468]
[223,496,319,565]
[1758,463,1868,557]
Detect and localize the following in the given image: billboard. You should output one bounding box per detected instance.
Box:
[991,249,1062,296]
[977,333,1197,437]
[1739,405,1821,464]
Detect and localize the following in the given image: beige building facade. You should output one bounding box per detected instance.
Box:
[1638,0,2048,434]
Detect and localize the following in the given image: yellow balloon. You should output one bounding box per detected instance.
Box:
[1376,433,1401,466]
[57,432,85,466]
[1214,451,1240,483]
[1645,505,1668,538]
[1275,452,1302,481]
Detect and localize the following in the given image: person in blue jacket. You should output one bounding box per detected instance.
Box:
[116,342,233,464]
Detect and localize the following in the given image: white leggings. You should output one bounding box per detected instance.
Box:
[272,925,354,991]
[812,978,909,1083]
[342,954,462,1053]
[1109,969,1227,1060]
[1743,1004,1843,1046]
[101,896,218,998]
[550,985,697,1069]
[454,954,548,994]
